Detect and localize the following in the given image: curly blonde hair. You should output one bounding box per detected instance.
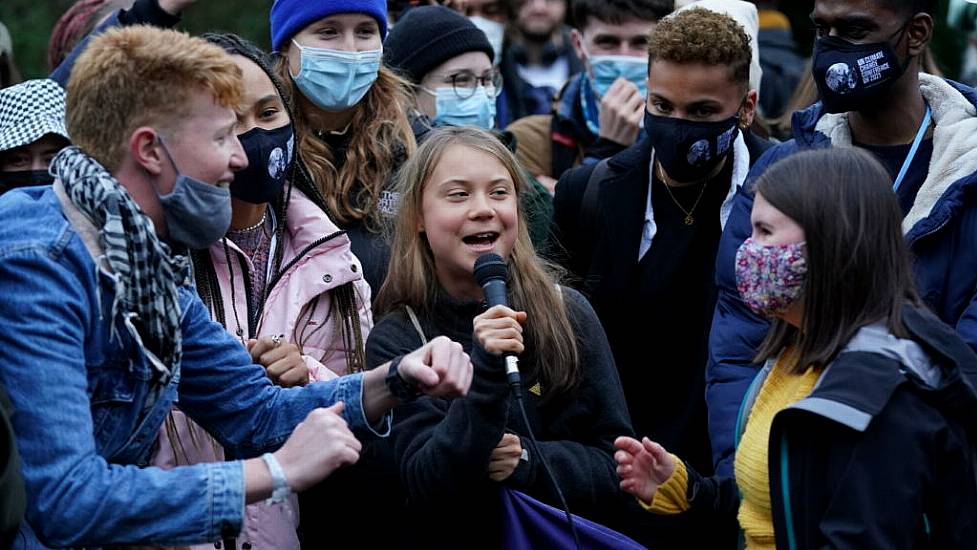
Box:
[275,60,417,232]
[66,25,243,171]
[648,7,752,88]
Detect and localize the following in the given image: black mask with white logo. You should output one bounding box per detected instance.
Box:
[644,110,740,183]
[230,124,294,205]
[812,25,911,114]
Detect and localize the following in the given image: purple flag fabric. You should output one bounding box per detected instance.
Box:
[500,489,646,549]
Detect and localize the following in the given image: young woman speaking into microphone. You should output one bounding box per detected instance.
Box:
[365,126,635,547]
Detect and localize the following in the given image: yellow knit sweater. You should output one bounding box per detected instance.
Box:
[735,352,820,550]
[642,350,820,550]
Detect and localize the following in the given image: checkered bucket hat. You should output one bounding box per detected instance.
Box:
[0,79,70,153]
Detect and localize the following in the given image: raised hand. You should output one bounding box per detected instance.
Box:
[248,336,309,388]
[614,436,676,504]
[397,335,473,399]
[273,403,362,492]
[158,0,198,16]
[598,78,645,146]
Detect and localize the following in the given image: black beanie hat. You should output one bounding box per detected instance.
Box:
[383,6,495,84]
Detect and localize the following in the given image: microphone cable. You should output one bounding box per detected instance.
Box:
[508,364,583,550]
[474,253,582,549]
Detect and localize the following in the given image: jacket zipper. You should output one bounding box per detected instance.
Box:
[265,230,346,291]
[254,230,347,327]
[224,230,348,337]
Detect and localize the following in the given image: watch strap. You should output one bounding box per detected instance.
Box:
[385,354,421,402]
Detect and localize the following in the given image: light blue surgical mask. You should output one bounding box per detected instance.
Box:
[290,40,382,112]
[156,138,232,249]
[424,86,497,129]
[588,55,648,99]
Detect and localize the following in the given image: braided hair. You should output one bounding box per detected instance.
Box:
[166,32,368,462]
[197,31,365,373]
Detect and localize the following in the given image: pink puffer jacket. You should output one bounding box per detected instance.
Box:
[153,188,373,550]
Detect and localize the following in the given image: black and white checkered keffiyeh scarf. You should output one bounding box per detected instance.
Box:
[52,146,186,388]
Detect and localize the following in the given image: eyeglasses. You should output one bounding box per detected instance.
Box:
[432,70,504,100]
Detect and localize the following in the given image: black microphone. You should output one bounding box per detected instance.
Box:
[473,253,522,390]
[473,254,583,549]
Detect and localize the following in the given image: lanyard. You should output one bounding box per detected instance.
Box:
[892,103,932,193]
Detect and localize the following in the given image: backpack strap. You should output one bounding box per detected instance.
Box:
[735,360,776,451]
[578,157,613,236]
[549,114,581,178]
[404,305,428,346]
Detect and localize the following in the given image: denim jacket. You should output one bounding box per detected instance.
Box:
[0,184,388,549]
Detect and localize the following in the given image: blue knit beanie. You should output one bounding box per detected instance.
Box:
[270,0,388,52]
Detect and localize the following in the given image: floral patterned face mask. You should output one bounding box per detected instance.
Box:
[735,238,807,318]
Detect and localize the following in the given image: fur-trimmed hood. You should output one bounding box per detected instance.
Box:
[789,74,977,237]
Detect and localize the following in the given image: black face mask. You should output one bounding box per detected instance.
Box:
[0,170,55,194]
[812,25,911,114]
[644,110,741,183]
[230,124,294,205]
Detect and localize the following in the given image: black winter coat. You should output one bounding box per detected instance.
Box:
[365,287,635,548]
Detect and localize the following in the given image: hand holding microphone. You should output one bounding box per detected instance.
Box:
[473,305,527,356]
[473,254,527,390]
[473,256,581,548]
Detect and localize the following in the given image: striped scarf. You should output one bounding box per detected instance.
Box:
[52,146,186,387]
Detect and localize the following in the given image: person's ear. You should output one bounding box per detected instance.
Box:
[570,28,587,63]
[740,89,759,130]
[905,13,933,58]
[129,127,165,176]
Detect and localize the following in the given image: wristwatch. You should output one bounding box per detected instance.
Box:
[261,453,291,504]
[385,355,421,402]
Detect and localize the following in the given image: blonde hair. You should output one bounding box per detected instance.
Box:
[275,58,417,232]
[65,25,243,171]
[376,127,580,397]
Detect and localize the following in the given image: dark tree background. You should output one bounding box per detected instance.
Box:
[0,1,966,84]
[1,0,274,80]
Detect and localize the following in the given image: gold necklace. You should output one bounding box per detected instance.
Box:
[655,159,725,226]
